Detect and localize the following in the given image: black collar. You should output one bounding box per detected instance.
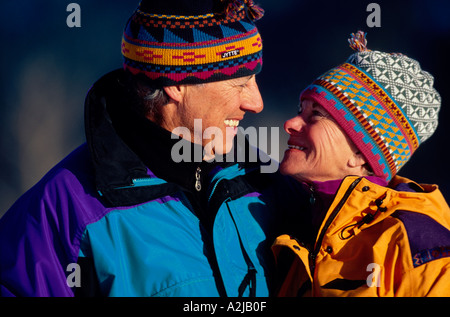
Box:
[114,106,228,194]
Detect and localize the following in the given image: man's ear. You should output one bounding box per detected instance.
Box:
[163,85,185,103]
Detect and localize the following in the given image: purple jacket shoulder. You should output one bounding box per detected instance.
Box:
[0,144,106,297]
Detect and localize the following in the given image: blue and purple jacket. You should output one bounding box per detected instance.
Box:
[0,70,303,297]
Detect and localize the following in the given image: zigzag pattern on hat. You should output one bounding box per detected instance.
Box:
[302,84,393,180]
[128,16,252,44]
[319,66,412,172]
[337,63,418,151]
[124,23,259,49]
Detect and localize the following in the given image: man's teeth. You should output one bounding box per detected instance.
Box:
[224,120,239,127]
[289,145,305,150]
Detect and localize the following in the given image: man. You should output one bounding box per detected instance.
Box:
[0,0,302,297]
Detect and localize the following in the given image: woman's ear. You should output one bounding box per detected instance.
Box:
[163,85,185,103]
[348,151,367,169]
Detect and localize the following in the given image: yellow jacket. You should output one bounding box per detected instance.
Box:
[272,175,450,297]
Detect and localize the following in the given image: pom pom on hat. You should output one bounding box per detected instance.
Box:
[222,0,264,21]
[348,31,369,52]
[246,0,265,21]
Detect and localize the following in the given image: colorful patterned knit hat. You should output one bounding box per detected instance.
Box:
[121,0,264,86]
[301,31,441,181]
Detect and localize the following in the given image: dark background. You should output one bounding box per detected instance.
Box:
[1,0,449,217]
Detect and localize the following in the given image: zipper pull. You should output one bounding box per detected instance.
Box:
[195,167,202,192]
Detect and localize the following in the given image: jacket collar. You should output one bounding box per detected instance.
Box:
[316,175,445,241]
[84,69,150,204]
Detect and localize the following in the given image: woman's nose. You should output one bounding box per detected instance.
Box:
[284,115,305,135]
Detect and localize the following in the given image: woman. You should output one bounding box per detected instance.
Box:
[273,31,450,297]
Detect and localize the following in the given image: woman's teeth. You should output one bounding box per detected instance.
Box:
[224,120,239,127]
[288,145,305,151]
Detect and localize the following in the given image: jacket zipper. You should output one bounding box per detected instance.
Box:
[195,167,202,192]
[110,167,203,192]
[309,178,362,276]
[105,177,166,193]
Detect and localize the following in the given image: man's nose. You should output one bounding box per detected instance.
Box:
[240,78,263,114]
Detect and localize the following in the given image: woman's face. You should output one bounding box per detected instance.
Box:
[280,99,365,183]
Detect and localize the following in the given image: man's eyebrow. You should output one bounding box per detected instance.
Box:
[232,75,253,85]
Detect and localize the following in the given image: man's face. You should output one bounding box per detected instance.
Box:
[172,75,263,158]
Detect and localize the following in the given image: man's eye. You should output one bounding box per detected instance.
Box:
[235,82,247,89]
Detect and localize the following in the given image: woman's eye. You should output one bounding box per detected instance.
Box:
[312,110,325,117]
[297,104,303,114]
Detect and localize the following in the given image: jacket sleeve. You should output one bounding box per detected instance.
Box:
[0,154,103,297]
[392,210,450,297]
[397,257,450,296]
[0,182,77,296]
